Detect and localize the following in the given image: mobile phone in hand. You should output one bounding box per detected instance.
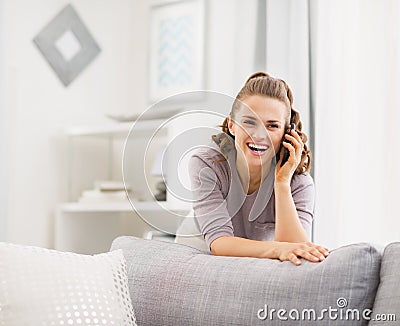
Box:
[280,123,295,167]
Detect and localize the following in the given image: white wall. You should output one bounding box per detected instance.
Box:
[205,0,257,96]
[1,0,259,248]
[1,0,148,247]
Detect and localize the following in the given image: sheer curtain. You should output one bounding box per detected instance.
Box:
[0,0,8,242]
[266,0,400,248]
[311,0,400,248]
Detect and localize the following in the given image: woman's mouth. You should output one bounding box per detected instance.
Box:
[246,142,269,156]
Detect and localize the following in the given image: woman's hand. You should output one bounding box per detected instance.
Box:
[274,241,330,266]
[275,129,304,184]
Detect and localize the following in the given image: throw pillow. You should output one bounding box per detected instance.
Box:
[0,242,137,326]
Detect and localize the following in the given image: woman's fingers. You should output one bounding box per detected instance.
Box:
[306,242,330,256]
[277,242,330,265]
[288,252,302,266]
[292,244,330,264]
[315,245,330,257]
[277,143,285,165]
[285,133,303,153]
[309,247,326,261]
[293,248,320,262]
[281,142,299,169]
[277,130,303,172]
[304,243,330,260]
[281,141,296,157]
[283,137,301,158]
[289,129,304,147]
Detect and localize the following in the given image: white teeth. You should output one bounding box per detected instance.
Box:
[248,143,268,150]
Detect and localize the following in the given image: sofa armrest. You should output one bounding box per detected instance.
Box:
[370,242,400,325]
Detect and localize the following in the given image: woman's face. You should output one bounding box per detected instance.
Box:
[228,95,288,168]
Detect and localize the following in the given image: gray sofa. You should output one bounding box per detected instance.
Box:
[111,237,399,326]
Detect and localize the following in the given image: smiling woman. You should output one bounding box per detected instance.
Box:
[227,95,289,190]
[188,72,328,266]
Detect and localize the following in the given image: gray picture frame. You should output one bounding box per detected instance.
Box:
[33,4,101,87]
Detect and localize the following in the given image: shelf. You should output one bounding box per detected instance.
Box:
[58,201,184,213]
[65,119,169,137]
[57,113,185,254]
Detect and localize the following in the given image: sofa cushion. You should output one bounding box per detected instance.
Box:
[370,242,400,325]
[111,236,382,326]
[0,242,137,326]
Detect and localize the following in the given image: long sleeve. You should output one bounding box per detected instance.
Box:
[188,153,234,249]
[290,173,315,238]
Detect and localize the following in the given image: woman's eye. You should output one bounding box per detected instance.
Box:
[267,124,279,128]
[243,120,255,125]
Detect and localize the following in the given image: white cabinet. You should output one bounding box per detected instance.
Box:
[55,119,189,254]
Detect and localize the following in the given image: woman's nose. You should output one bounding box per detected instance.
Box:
[250,125,268,141]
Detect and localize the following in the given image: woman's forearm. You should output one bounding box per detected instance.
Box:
[274,182,309,243]
[210,236,279,258]
[210,236,329,265]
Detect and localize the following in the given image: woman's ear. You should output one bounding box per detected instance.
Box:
[227,116,235,136]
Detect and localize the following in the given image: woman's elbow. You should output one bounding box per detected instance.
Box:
[210,240,219,255]
[210,236,230,256]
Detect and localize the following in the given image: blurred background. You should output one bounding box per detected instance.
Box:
[0,0,398,253]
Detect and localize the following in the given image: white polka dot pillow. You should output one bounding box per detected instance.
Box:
[0,242,137,326]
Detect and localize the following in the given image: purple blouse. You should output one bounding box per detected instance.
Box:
[188,133,315,249]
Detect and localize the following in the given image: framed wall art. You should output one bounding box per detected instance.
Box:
[148,0,205,103]
[33,4,101,87]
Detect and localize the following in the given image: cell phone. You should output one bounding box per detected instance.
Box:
[280,123,296,167]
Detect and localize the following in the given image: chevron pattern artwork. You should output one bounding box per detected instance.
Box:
[158,16,194,88]
[149,0,204,102]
